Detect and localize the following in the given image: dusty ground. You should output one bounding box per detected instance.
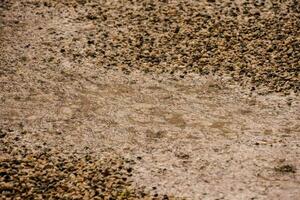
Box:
[0,0,300,199]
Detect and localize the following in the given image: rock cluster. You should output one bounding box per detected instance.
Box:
[1,0,299,93]
[0,129,152,200]
[47,0,300,93]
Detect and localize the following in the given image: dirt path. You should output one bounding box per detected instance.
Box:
[1,1,300,199]
[2,70,300,199]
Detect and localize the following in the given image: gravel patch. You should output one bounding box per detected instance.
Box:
[0,0,299,199]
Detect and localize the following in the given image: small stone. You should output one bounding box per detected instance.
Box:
[0,131,6,138]
[275,164,297,173]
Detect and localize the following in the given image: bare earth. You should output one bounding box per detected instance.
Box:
[1,0,300,199]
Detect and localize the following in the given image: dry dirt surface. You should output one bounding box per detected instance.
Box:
[0,0,300,199]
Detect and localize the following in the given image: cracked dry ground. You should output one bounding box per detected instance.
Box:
[0,0,300,199]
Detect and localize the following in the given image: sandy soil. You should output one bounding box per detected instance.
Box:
[1,0,300,199]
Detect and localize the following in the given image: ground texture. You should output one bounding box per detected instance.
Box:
[0,0,300,199]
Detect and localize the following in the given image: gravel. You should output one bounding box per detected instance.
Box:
[0,0,299,199]
[2,0,299,93]
[0,128,164,199]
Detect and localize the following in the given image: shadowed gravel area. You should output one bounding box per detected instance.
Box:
[1,0,299,93]
[0,0,300,199]
[1,132,150,200]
